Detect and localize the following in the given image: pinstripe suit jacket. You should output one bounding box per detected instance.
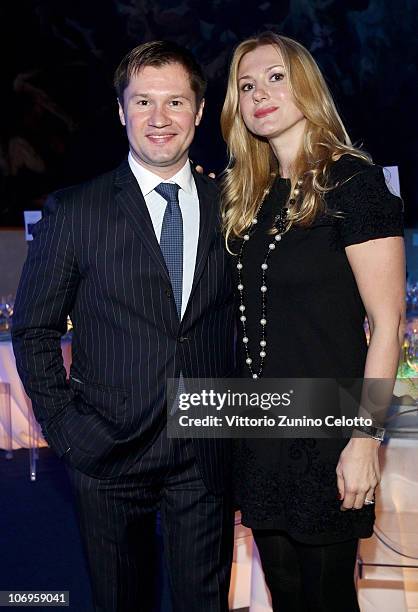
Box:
[12,160,235,492]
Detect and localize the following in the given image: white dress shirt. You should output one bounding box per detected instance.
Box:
[128,152,200,320]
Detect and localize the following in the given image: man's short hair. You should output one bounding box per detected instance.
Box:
[114,40,207,106]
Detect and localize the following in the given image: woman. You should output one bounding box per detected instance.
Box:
[221,32,405,611]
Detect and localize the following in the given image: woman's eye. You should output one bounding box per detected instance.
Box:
[271,72,285,82]
[241,83,254,92]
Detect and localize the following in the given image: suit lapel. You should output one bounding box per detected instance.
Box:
[187,168,219,305]
[114,160,171,285]
[114,160,219,322]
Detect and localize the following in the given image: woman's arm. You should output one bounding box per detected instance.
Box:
[336,235,406,510]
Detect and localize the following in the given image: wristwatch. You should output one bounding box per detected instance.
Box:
[354,424,385,442]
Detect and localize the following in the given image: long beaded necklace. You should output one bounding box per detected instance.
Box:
[236,179,303,379]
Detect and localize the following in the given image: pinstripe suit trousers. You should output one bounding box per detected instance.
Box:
[66,430,234,612]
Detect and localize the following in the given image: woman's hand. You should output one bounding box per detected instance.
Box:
[195,165,216,179]
[336,437,381,510]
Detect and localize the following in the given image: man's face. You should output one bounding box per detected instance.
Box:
[118,62,204,178]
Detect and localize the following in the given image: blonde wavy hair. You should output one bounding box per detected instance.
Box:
[221,32,371,247]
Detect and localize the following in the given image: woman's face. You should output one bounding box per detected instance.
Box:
[237,44,305,143]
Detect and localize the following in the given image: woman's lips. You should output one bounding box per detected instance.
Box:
[254,106,278,119]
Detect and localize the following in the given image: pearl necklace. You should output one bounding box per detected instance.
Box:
[236,179,302,379]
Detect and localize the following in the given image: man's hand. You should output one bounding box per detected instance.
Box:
[336,437,381,510]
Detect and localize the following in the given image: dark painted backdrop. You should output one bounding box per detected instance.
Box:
[1,0,417,226]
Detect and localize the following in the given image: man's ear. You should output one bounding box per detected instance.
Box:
[118,99,126,126]
[195,98,205,127]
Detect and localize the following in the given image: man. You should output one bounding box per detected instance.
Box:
[12,41,235,611]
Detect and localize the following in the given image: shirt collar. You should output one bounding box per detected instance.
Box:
[128,152,194,197]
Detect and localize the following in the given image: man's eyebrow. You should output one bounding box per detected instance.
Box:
[238,64,285,80]
[129,93,190,99]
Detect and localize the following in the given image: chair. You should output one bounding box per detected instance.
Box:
[27,400,40,481]
[357,398,418,611]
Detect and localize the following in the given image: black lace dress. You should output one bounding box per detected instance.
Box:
[233,155,404,545]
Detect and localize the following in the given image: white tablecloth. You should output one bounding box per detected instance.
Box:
[0,339,72,449]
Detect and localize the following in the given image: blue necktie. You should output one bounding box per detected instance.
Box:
[155,183,183,317]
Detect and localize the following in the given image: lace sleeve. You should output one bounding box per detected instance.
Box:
[331,165,404,247]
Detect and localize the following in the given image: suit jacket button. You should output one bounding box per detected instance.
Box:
[178,336,188,343]
[165,288,172,298]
